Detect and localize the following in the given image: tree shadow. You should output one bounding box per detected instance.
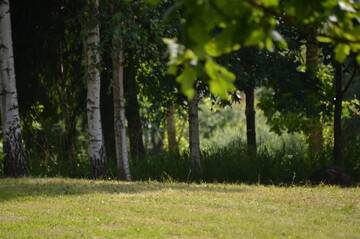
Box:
[0,178,252,202]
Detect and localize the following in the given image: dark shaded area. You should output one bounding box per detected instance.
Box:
[310,166,352,187]
[0,179,252,202]
[245,86,256,157]
[10,0,87,177]
[124,58,145,159]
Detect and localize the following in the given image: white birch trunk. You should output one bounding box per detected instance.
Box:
[0,0,26,177]
[113,48,131,181]
[84,0,106,178]
[189,93,201,177]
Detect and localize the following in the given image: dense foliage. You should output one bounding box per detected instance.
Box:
[0,0,359,185]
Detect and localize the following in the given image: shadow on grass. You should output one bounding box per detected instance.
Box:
[0,178,252,202]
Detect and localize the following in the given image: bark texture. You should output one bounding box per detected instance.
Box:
[306,35,320,77]
[166,105,178,154]
[0,0,27,177]
[84,0,106,178]
[124,60,145,159]
[307,120,324,156]
[245,86,256,158]
[113,48,131,181]
[189,93,201,177]
[306,33,323,157]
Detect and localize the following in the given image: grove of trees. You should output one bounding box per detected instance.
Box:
[0,0,359,185]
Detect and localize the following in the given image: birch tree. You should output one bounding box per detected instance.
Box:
[113,45,131,181]
[84,0,106,178]
[0,0,26,177]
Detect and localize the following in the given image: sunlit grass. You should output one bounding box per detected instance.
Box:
[0,178,359,238]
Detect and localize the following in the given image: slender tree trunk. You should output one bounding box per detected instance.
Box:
[0,0,26,177]
[58,47,77,176]
[113,48,131,181]
[150,125,164,154]
[166,105,178,154]
[100,55,116,165]
[333,62,343,167]
[189,93,201,177]
[306,33,323,157]
[124,60,145,159]
[62,112,77,176]
[84,0,106,178]
[245,86,256,158]
[307,121,324,157]
[306,35,320,78]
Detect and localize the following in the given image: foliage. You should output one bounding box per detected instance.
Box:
[153,0,360,98]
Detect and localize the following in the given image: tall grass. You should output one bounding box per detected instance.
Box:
[131,139,324,184]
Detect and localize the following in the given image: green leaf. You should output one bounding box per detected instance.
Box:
[317,36,332,43]
[261,0,279,7]
[204,24,241,57]
[244,30,266,47]
[205,41,224,57]
[335,44,351,63]
[357,53,360,65]
[167,65,178,75]
[205,60,236,98]
[265,38,274,52]
[176,67,197,99]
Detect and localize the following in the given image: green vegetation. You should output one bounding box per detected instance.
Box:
[1,1,359,237]
[1,1,359,183]
[0,178,359,239]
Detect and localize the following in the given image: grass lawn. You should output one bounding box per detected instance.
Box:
[0,178,359,238]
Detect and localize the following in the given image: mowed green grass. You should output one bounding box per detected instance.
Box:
[0,178,359,239]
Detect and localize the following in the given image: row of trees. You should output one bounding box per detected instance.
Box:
[1,0,184,179]
[1,0,359,182]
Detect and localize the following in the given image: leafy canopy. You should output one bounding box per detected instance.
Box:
[149,0,360,98]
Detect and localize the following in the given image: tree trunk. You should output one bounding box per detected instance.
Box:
[113,47,131,181]
[189,93,201,177]
[166,105,178,154]
[100,59,116,166]
[333,62,343,167]
[306,33,323,157]
[58,45,77,176]
[306,36,320,78]
[0,0,27,177]
[62,112,77,176]
[84,0,106,178]
[245,86,256,158]
[124,60,145,159]
[307,121,324,157]
[150,125,164,154]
